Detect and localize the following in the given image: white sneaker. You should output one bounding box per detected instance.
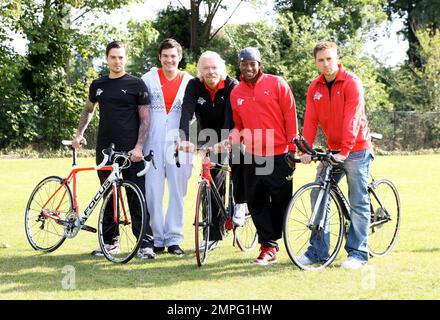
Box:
[341,257,365,269]
[137,247,156,259]
[199,240,220,252]
[91,243,120,256]
[233,203,247,227]
[296,254,314,266]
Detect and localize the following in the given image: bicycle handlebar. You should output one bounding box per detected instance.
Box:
[94,144,156,176]
[293,135,342,164]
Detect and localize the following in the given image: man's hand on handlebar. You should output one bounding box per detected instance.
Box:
[72,135,87,149]
[178,140,195,153]
[128,145,144,162]
[329,153,346,166]
[300,154,312,164]
[285,151,300,169]
[213,139,229,154]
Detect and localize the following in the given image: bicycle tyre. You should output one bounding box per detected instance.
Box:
[194,181,211,267]
[98,180,147,263]
[283,182,345,271]
[368,178,401,257]
[234,212,258,252]
[24,176,72,252]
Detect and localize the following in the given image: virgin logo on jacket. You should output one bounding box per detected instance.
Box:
[197,97,206,105]
[313,91,322,101]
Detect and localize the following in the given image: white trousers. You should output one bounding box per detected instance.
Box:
[144,144,192,247]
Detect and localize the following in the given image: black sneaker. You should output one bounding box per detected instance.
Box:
[168,245,185,255]
[153,246,165,253]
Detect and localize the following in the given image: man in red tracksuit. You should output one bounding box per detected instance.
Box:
[299,41,373,269]
[223,47,298,265]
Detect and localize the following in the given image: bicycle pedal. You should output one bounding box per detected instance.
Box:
[81,225,97,233]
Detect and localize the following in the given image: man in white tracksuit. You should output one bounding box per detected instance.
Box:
[142,38,192,255]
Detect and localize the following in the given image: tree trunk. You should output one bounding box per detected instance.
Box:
[190,0,200,54]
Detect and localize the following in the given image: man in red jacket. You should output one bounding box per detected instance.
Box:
[300,41,373,269]
[220,47,298,266]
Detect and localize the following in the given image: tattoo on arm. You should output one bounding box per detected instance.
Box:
[136,104,150,147]
[76,100,96,136]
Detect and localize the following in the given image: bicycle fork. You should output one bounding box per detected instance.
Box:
[308,167,332,231]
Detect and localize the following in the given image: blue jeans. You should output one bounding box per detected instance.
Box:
[305,149,374,263]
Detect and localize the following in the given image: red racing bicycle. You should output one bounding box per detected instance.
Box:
[24,141,155,263]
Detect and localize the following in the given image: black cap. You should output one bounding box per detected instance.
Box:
[239,47,261,63]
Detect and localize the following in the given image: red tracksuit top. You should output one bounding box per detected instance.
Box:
[229,71,298,156]
[302,64,371,157]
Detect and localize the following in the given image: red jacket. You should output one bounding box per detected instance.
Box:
[229,72,298,156]
[302,65,371,157]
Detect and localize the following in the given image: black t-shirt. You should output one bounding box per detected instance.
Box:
[180,75,238,145]
[325,78,335,98]
[88,73,150,152]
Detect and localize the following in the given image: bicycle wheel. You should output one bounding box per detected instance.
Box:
[283,182,345,271]
[235,212,258,252]
[368,178,401,257]
[98,180,146,263]
[25,176,72,252]
[194,181,211,267]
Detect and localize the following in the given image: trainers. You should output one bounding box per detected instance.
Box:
[137,247,156,259]
[341,256,364,269]
[153,246,165,254]
[233,203,247,227]
[297,254,314,266]
[91,243,120,257]
[168,245,185,255]
[199,240,220,252]
[254,245,277,266]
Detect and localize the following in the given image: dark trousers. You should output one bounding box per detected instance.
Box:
[243,154,293,250]
[97,155,154,249]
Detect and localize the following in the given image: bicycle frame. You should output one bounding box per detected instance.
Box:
[309,164,350,231]
[311,163,393,232]
[40,160,127,233]
[199,149,234,233]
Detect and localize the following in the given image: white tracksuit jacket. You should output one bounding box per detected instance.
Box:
[142,68,193,247]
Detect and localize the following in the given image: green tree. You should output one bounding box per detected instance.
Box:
[179,0,249,55]
[385,0,440,66]
[4,0,141,148]
[210,12,391,125]
[273,0,387,42]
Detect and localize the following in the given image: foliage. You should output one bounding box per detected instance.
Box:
[384,0,440,66]
[209,12,391,124]
[380,29,440,113]
[273,0,388,42]
[125,20,160,77]
[0,0,140,149]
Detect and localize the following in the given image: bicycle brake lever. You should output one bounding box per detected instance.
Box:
[95,153,109,170]
[136,160,150,177]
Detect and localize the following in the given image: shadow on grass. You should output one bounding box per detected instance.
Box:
[410,247,440,253]
[0,250,299,294]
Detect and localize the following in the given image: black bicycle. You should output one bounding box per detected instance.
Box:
[176,142,258,267]
[283,135,401,270]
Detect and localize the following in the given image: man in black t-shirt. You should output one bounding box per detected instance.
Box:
[72,41,155,259]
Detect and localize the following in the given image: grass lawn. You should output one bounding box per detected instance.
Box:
[0,154,439,299]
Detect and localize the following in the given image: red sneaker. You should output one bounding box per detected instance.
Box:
[254,245,277,266]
